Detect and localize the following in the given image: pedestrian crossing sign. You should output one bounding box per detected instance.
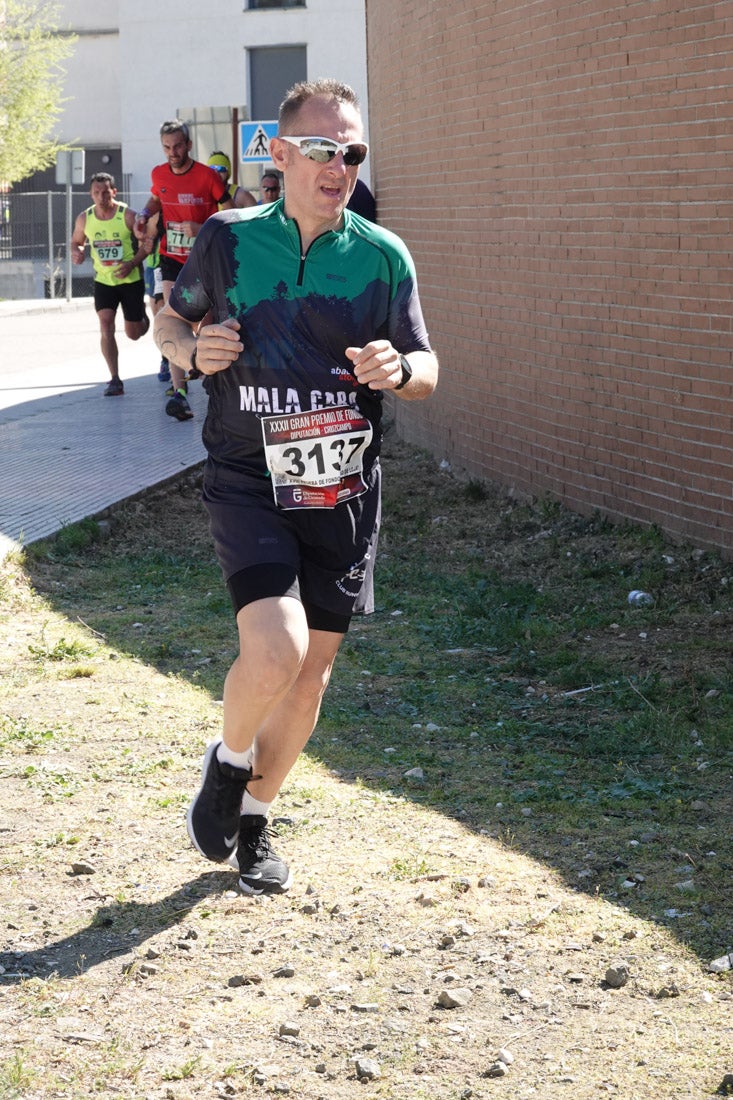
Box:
[239,121,278,163]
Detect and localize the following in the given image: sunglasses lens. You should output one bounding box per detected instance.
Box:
[344,145,367,166]
[298,141,335,163]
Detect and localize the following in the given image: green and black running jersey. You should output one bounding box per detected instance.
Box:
[169,199,433,476]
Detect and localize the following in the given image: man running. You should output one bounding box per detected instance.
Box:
[71,172,150,396]
[154,79,438,895]
[135,120,233,420]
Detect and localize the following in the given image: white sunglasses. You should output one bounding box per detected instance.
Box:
[279,135,369,166]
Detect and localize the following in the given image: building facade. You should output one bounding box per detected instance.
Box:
[53,0,369,193]
[5,0,368,293]
[366,0,732,556]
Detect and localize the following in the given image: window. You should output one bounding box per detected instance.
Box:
[249,46,307,120]
[247,0,305,9]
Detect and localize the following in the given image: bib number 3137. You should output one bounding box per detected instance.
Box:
[261,406,373,510]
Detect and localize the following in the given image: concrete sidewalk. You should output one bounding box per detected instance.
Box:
[0,298,206,560]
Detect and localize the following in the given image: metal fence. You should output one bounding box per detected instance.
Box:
[0,190,150,300]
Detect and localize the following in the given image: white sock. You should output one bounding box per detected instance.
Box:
[240,790,272,819]
[216,741,254,771]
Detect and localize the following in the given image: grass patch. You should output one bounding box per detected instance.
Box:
[2,437,732,1016]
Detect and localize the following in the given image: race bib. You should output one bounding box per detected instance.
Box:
[93,239,124,265]
[262,406,373,510]
[166,221,196,257]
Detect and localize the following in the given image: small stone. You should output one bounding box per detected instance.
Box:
[403,767,425,781]
[605,963,630,988]
[497,1048,514,1065]
[279,1022,300,1037]
[709,954,733,974]
[273,965,295,978]
[437,987,472,1009]
[484,1061,509,1078]
[304,993,322,1007]
[70,862,96,876]
[355,1057,381,1080]
[478,875,497,889]
[351,1002,379,1013]
[656,983,680,999]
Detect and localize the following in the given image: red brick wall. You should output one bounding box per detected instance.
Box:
[366,0,733,556]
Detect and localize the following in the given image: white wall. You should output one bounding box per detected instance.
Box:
[53,1,368,196]
[57,0,119,28]
[55,1,121,147]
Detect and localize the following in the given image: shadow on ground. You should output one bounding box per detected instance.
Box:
[0,873,231,985]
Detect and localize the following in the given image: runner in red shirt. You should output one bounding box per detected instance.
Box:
[135,119,232,420]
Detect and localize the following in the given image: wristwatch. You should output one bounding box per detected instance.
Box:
[394,354,413,391]
[188,343,201,380]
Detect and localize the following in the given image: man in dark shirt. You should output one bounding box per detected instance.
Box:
[155,78,438,896]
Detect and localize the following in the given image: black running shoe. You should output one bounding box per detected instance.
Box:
[228,815,293,895]
[166,391,193,420]
[186,741,252,862]
[104,377,124,396]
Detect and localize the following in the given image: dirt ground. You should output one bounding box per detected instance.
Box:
[0,441,731,1100]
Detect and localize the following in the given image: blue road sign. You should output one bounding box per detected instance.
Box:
[239,121,278,163]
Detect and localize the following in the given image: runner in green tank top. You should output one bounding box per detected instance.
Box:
[70,173,151,396]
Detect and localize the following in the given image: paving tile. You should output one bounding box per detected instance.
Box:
[0,299,205,559]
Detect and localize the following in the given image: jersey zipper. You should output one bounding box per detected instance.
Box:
[295,228,331,287]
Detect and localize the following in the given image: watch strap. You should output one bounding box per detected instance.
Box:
[394,354,413,391]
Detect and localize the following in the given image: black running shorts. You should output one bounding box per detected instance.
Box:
[202,459,381,633]
[159,254,185,284]
[93,278,146,322]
